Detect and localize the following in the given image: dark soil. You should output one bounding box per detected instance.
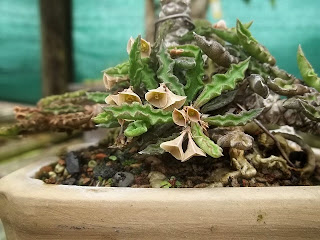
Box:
[35,141,320,188]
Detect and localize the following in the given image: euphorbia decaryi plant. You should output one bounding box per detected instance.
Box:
[2,16,320,183]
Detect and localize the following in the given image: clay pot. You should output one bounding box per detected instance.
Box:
[0,152,320,239]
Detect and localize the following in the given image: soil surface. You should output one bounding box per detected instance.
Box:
[36,141,320,188]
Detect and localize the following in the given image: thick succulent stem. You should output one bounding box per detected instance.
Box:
[157,0,193,47]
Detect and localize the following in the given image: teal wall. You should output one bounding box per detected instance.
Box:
[0,0,319,103]
[0,0,41,103]
[208,0,320,78]
[73,0,145,83]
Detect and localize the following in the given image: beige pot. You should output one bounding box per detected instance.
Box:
[0,158,320,240]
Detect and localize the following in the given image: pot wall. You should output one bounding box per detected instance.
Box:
[0,159,320,240]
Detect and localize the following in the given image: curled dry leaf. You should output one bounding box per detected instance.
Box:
[172,108,187,127]
[103,73,128,90]
[213,19,227,29]
[182,132,206,162]
[145,84,186,111]
[163,88,187,111]
[127,36,151,58]
[217,128,253,150]
[186,106,201,122]
[118,88,142,105]
[105,95,120,105]
[160,131,186,161]
[145,84,168,108]
[247,74,269,98]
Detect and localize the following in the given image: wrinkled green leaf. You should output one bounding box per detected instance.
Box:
[194,58,250,108]
[157,45,185,96]
[103,61,129,77]
[103,103,173,125]
[38,90,87,107]
[201,90,238,113]
[42,104,84,115]
[86,92,110,103]
[174,57,196,70]
[236,19,275,65]
[150,20,174,70]
[297,45,320,91]
[183,48,205,103]
[191,122,223,158]
[124,120,150,137]
[129,36,158,90]
[204,108,264,126]
[211,21,253,45]
[93,112,116,124]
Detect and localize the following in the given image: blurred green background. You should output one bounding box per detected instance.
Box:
[0,0,319,104]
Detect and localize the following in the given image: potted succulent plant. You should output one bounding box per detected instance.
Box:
[1,0,320,239]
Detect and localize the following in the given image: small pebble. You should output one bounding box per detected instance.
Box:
[82,177,91,185]
[63,168,69,177]
[62,177,76,185]
[95,153,107,160]
[48,171,57,178]
[88,160,97,168]
[39,165,53,173]
[54,164,65,174]
[130,163,142,168]
[112,172,134,187]
[94,163,118,179]
[58,159,66,166]
[194,183,209,188]
[66,151,80,174]
[148,171,167,188]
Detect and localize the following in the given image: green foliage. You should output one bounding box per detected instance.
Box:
[93,112,115,124]
[211,21,253,45]
[129,36,158,90]
[122,159,137,166]
[297,45,320,91]
[168,44,200,57]
[180,19,215,42]
[86,92,110,103]
[124,120,150,137]
[103,61,129,77]
[42,104,84,115]
[157,45,185,96]
[150,20,174,69]
[183,48,205,103]
[103,103,173,125]
[38,90,87,107]
[174,57,196,70]
[194,58,250,108]
[266,78,310,96]
[191,122,223,158]
[236,20,275,65]
[0,125,20,136]
[204,108,264,126]
[109,155,117,161]
[201,90,237,113]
